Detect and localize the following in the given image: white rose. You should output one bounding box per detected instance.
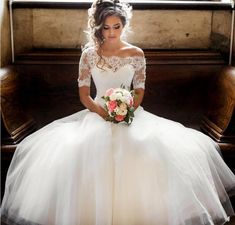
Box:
[110,93,117,101]
[120,96,127,103]
[116,93,123,100]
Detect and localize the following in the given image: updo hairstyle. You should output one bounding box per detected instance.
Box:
[86,0,132,48]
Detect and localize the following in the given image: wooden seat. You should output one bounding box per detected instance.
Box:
[201,66,235,172]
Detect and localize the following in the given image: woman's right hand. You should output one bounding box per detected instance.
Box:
[79,86,109,120]
[96,104,109,120]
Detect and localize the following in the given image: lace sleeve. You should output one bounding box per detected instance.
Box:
[78,50,91,87]
[132,56,146,90]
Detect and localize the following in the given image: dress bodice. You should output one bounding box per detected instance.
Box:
[78,47,146,106]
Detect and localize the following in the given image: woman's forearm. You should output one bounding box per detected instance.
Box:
[79,87,108,119]
[80,94,100,113]
[133,89,144,109]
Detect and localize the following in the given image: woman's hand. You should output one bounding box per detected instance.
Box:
[133,88,145,110]
[96,104,109,120]
[79,87,109,121]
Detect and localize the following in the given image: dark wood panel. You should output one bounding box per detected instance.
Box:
[11,49,227,130]
[14,49,226,65]
[201,66,235,143]
[0,66,37,144]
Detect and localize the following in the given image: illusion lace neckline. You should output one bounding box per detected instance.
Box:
[85,49,146,73]
[95,49,145,61]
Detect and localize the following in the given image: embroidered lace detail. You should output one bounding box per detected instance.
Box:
[132,57,146,89]
[78,49,92,87]
[78,47,146,89]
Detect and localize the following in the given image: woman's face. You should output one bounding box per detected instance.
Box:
[102,15,124,44]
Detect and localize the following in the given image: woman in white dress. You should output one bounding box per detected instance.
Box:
[1,0,235,224]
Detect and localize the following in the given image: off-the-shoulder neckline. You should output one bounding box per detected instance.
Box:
[85,47,146,60]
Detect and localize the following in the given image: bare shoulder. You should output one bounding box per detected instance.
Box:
[122,43,144,57]
[130,46,144,57]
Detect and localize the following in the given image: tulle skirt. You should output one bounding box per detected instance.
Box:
[1,107,235,225]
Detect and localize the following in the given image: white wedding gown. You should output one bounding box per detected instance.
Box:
[1,47,235,225]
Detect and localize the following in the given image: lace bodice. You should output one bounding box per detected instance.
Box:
[78,47,146,105]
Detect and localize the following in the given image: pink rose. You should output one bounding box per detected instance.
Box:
[107,100,117,112]
[105,88,114,97]
[129,97,134,107]
[115,115,125,122]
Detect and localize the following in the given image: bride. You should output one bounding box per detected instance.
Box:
[1,0,235,224]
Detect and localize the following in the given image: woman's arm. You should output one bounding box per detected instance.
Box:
[79,86,108,119]
[131,47,146,109]
[133,88,144,110]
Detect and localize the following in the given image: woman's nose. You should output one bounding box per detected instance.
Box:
[109,28,114,36]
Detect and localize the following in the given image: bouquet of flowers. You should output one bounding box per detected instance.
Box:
[102,86,135,125]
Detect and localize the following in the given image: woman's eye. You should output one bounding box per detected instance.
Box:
[103,26,109,30]
[114,25,120,30]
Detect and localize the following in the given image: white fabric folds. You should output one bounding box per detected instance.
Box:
[1,47,235,225]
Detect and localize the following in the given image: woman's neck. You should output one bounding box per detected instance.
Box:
[100,41,125,55]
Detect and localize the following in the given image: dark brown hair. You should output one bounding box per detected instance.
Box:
[86,0,132,48]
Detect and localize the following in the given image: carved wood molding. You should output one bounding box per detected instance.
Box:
[14,49,227,65]
[0,66,37,145]
[10,0,233,10]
